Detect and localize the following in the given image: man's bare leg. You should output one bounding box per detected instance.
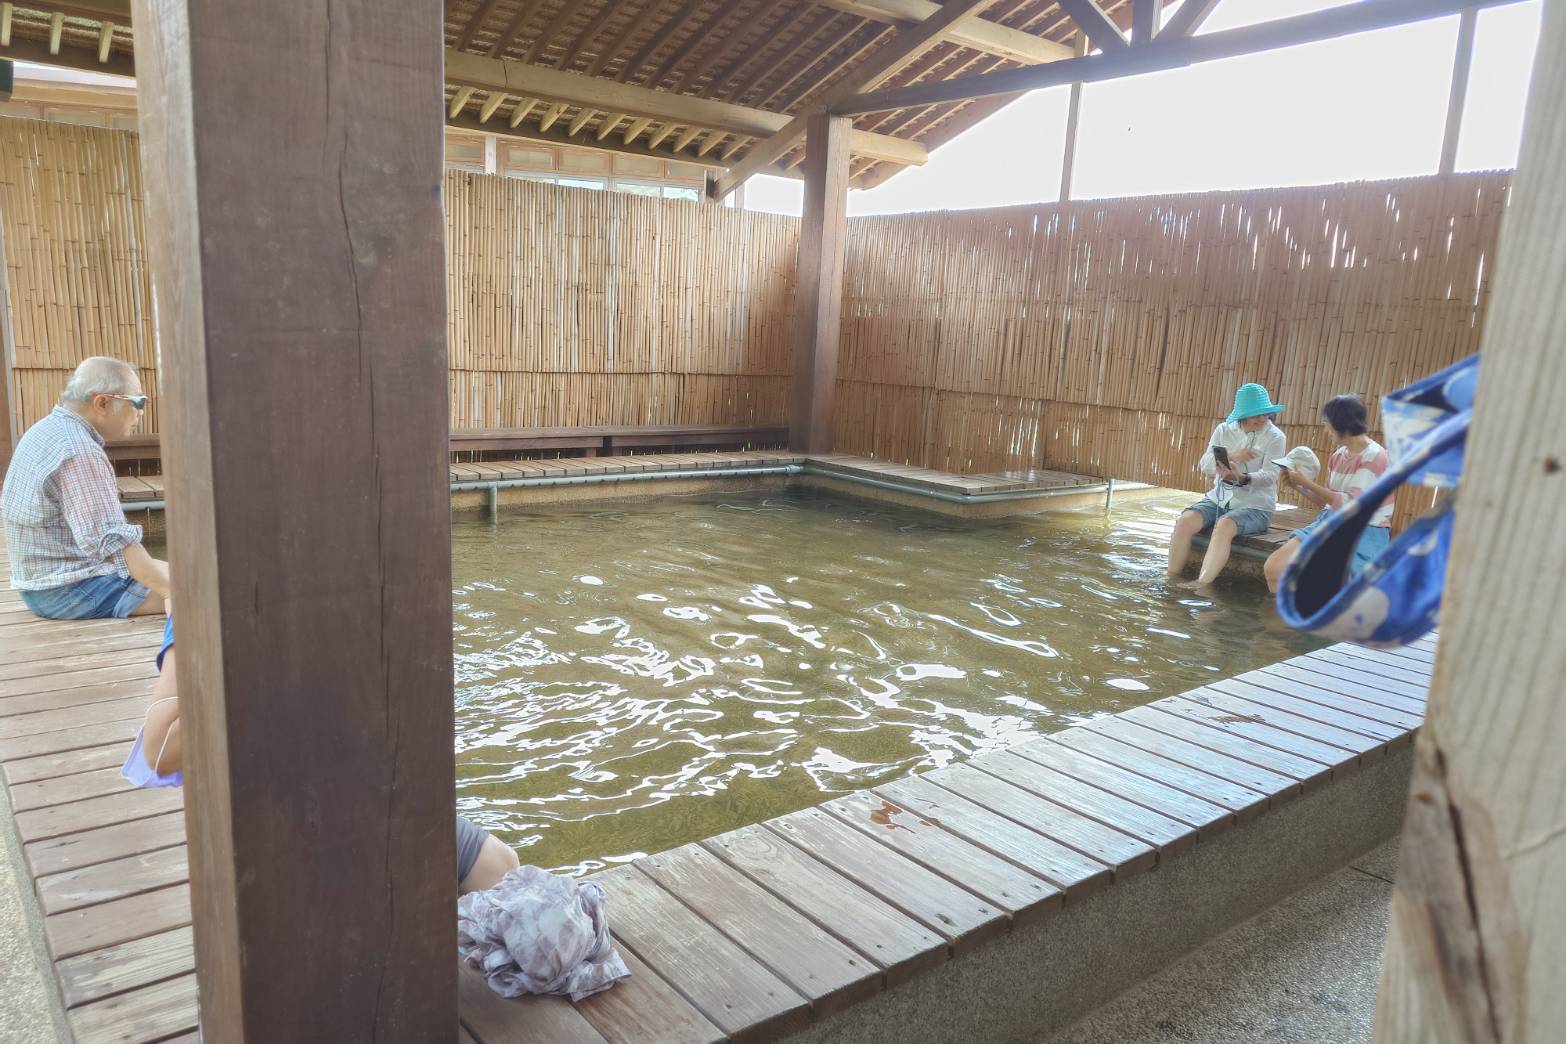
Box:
[1168,510,1206,577]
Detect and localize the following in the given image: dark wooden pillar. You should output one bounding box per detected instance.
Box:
[789,113,850,454]
[130,1,455,1040]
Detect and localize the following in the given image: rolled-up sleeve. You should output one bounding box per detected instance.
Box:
[56,453,142,562]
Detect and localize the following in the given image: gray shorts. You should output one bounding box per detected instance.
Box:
[1185,497,1272,536]
[456,815,490,882]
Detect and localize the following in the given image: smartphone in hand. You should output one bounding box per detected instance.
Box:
[1212,446,1230,469]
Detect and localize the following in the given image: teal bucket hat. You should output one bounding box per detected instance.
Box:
[1227,383,1284,422]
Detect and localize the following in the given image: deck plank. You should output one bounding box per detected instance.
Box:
[920,762,1156,879]
[1122,705,1334,790]
[45,882,192,960]
[1293,655,1429,700]
[26,811,187,877]
[1208,678,1413,742]
[765,805,1009,953]
[1047,726,1271,821]
[3,743,129,786]
[0,718,140,765]
[38,845,189,915]
[15,787,181,843]
[1234,670,1425,730]
[972,749,1199,856]
[1258,662,1426,716]
[458,961,610,1044]
[590,865,808,1043]
[575,944,725,1044]
[0,696,148,740]
[1168,691,1387,761]
[875,773,1114,898]
[68,971,198,1044]
[10,766,136,812]
[1307,648,1433,687]
[821,789,1063,925]
[636,844,880,1017]
[1083,715,1302,800]
[703,823,947,986]
[56,926,194,1007]
[0,662,157,700]
[1011,736,1235,837]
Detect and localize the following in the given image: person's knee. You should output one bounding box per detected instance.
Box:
[461,834,520,894]
[1212,517,1238,539]
[1174,511,1204,535]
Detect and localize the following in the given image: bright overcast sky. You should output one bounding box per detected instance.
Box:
[744,0,1544,217]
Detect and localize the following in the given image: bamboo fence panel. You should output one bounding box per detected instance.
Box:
[444,170,796,429]
[837,173,1511,526]
[0,118,158,433]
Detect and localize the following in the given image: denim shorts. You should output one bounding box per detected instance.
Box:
[1185,497,1272,537]
[19,573,150,620]
[1295,510,1391,576]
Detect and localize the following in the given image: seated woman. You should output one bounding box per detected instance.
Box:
[1264,394,1395,594]
[124,617,520,893]
[1168,383,1287,586]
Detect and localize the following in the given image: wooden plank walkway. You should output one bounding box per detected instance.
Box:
[0,537,1433,1042]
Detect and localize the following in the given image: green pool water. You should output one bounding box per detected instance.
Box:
[451,488,1324,876]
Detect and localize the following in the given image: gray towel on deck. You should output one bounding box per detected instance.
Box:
[458,865,630,1001]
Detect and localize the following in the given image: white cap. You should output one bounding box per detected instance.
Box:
[1277,446,1321,480]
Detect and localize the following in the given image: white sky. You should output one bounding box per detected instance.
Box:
[743,0,1544,217]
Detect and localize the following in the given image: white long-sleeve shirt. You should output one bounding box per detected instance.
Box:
[1198,420,1286,513]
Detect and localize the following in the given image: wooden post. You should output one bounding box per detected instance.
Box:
[1439,7,1478,174]
[1059,35,1088,202]
[789,113,850,454]
[130,1,456,1040]
[1372,4,1566,1041]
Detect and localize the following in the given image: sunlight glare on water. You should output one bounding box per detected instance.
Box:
[451,489,1322,874]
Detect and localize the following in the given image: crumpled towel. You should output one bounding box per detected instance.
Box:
[458,865,630,1001]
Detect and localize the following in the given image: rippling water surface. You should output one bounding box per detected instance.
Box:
[452,489,1323,874]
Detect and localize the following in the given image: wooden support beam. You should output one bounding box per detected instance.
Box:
[697,132,724,157]
[595,113,621,140]
[458,0,507,53]
[711,0,1000,200]
[447,109,807,180]
[1438,6,1478,174]
[477,90,506,124]
[568,107,598,137]
[489,0,548,58]
[509,97,538,128]
[809,0,1072,63]
[621,115,651,143]
[672,125,702,152]
[97,20,113,63]
[0,4,11,49]
[616,0,705,83]
[448,85,475,119]
[1057,0,1128,51]
[128,0,454,1039]
[1371,5,1566,1039]
[443,49,927,168]
[47,10,62,54]
[835,0,1525,115]
[647,123,677,149]
[1059,35,1087,201]
[789,113,851,454]
[0,31,135,77]
[1161,0,1223,37]
[1132,0,1164,43]
[537,100,566,132]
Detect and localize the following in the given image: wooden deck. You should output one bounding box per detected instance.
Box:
[0,508,1433,1042]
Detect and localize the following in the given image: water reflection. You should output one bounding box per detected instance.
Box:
[452,490,1322,874]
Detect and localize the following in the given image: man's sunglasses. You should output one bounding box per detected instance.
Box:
[96,392,148,410]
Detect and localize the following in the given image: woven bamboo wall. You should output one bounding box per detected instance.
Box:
[0,119,796,438]
[445,170,796,429]
[837,173,1510,522]
[0,119,159,434]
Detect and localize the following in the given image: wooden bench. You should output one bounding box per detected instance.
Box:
[1191,504,1317,562]
[0,517,1434,1042]
[106,425,790,466]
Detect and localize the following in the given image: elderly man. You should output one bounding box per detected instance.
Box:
[2,356,169,619]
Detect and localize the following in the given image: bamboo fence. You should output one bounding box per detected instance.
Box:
[837,173,1510,523]
[0,116,1511,527]
[0,119,159,433]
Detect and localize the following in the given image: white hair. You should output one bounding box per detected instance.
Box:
[60,357,138,405]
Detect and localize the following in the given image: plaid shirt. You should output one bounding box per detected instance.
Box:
[2,406,142,590]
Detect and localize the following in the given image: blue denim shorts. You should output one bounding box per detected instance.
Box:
[1295,510,1391,576]
[19,573,150,620]
[1185,498,1272,537]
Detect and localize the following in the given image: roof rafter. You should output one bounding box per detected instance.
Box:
[710,0,1004,200]
[809,0,1072,63]
[1055,0,1129,51]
